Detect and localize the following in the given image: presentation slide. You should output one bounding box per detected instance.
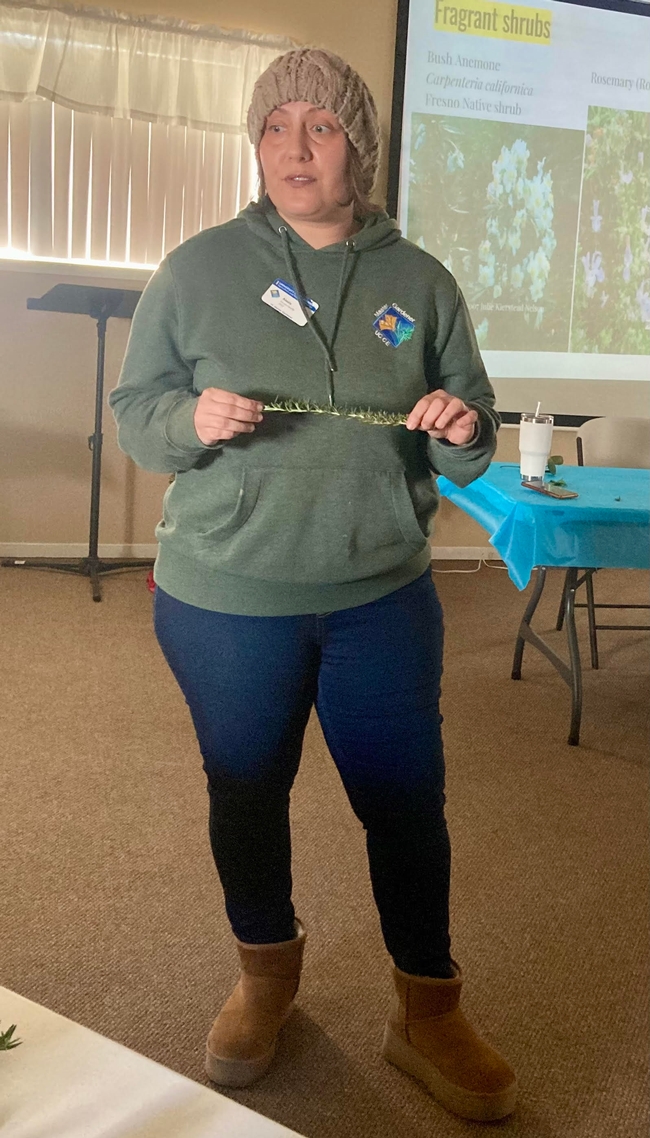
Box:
[397,0,650,383]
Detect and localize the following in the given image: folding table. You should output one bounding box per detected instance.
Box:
[0,986,305,1138]
[437,463,650,744]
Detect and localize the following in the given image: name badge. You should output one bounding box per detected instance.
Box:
[261,279,319,327]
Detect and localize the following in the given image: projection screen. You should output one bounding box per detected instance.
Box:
[387,0,650,420]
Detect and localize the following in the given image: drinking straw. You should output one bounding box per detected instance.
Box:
[535,401,541,417]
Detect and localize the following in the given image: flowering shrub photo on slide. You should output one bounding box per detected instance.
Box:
[478,137,556,313]
[407,115,584,351]
[571,107,650,355]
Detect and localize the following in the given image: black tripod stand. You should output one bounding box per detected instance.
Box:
[2,284,153,602]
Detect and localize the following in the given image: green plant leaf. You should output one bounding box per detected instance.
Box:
[0,1024,22,1050]
[546,454,564,476]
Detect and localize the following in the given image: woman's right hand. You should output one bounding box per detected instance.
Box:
[194,388,264,445]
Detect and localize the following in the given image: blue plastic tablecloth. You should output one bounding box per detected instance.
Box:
[437,463,650,589]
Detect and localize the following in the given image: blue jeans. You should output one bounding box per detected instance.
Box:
[153,570,453,977]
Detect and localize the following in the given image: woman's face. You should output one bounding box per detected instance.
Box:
[258,101,352,227]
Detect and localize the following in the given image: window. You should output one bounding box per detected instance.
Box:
[0,98,257,265]
[0,2,293,267]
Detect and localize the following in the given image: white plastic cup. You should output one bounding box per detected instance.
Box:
[519,412,554,482]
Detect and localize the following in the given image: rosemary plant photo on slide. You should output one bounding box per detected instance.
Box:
[571,106,650,355]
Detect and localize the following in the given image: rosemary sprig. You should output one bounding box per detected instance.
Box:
[0,1024,22,1051]
[262,398,408,427]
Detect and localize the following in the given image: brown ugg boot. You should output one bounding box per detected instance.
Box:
[382,964,517,1121]
[205,921,306,1087]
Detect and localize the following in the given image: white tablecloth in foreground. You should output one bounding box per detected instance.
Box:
[0,987,305,1138]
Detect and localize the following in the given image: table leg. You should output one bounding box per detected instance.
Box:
[584,570,599,670]
[511,566,547,680]
[555,571,569,632]
[511,565,584,746]
[564,568,583,746]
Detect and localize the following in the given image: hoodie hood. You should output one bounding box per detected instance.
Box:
[240,197,402,254]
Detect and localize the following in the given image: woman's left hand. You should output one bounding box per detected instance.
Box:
[406,390,478,445]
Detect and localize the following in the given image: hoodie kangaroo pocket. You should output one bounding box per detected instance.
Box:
[184,467,431,584]
[156,467,261,547]
[390,472,436,547]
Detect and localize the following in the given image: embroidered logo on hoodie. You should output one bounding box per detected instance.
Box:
[373,303,416,347]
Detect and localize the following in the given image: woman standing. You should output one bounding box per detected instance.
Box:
[109,48,516,1123]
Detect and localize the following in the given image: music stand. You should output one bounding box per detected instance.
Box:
[2,284,154,602]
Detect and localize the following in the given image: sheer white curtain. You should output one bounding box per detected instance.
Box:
[0,2,294,264]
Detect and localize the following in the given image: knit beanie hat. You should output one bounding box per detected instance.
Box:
[247,48,380,199]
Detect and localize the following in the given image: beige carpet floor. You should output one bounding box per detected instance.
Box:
[1,562,648,1138]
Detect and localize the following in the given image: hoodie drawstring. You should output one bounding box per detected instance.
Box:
[278,225,354,409]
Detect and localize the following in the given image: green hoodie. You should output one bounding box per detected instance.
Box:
[109,200,499,615]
